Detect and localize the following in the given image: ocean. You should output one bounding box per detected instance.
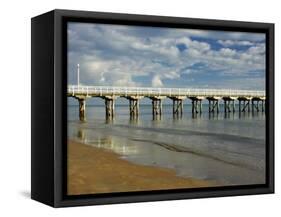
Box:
[68,103,266,186]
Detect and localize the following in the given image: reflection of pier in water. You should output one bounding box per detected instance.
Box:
[68,85,266,121]
[76,128,139,155]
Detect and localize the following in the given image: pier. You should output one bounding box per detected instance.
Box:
[67,85,266,121]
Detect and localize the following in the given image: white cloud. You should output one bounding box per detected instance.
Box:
[167,29,265,42]
[219,48,237,57]
[218,39,255,47]
[152,75,163,87]
[247,43,265,54]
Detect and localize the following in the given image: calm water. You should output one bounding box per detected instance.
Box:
[68,103,266,186]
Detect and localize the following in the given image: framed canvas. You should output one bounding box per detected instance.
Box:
[31,9,274,207]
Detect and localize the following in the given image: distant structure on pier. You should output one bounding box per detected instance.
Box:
[67,85,266,121]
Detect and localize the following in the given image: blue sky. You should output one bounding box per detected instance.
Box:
[68,22,266,90]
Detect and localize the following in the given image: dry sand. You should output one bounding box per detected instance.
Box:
[68,140,214,195]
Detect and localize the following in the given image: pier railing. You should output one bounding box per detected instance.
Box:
[67,85,265,98]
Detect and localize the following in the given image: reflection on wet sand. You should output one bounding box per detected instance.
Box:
[224,112,235,120]
[208,112,219,120]
[77,128,140,155]
[129,116,140,125]
[192,112,202,119]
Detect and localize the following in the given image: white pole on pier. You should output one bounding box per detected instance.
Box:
[77,63,80,87]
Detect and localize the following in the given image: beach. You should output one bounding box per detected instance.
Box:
[67,139,213,195]
[67,104,266,195]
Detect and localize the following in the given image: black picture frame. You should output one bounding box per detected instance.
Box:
[31,9,274,207]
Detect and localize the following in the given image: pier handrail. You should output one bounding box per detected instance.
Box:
[67,85,265,98]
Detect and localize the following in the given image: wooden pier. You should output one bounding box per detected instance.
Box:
[68,85,266,121]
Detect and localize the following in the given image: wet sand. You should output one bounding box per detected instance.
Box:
[67,140,214,195]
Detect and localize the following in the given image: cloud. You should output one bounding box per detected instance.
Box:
[67,22,266,90]
[152,75,163,87]
[219,48,237,57]
[218,39,255,47]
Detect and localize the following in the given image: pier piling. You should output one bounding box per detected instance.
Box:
[126,96,143,118]
[78,98,86,121]
[152,99,162,117]
[223,97,236,113]
[170,96,186,117]
[207,97,220,113]
[190,97,203,114]
[238,97,251,113]
[261,100,265,112]
[150,96,165,119]
[251,97,265,112]
[104,97,115,120]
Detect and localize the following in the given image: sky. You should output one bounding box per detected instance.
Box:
[67,22,266,90]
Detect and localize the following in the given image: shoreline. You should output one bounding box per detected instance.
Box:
[67,139,215,195]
